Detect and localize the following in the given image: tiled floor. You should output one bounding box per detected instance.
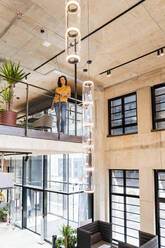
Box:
[0,223,51,248]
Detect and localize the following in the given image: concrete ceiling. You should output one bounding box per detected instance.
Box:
[0,0,165,109]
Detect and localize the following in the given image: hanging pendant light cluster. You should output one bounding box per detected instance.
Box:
[83,80,94,194]
[65,0,81,64]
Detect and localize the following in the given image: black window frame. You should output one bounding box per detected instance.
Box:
[108,92,138,136]
[152,83,165,131]
[155,170,165,248]
[109,169,140,245]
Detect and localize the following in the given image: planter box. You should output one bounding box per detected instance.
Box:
[0,111,17,127]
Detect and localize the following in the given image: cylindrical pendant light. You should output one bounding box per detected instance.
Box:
[83,80,94,194]
[65,0,81,64]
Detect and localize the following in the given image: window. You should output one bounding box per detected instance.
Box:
[155,170,165,248]
[152,84,165,130]
[109,170,140,246]
[108,93,138,136]
[9,153,92,243]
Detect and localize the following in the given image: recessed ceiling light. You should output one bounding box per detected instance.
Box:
[43,41,51,47]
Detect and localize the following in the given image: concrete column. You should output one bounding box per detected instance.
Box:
[139,168,155,234]
[137,87,152,134]
[93,90,106,221]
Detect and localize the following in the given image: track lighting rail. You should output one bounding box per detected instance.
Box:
[100,46,165,76]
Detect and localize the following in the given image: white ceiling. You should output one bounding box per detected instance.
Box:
[0,0,165,108]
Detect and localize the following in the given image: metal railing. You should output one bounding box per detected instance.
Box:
[0,74,82,140]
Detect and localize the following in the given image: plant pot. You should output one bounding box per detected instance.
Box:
[2,217,7,222]
[0,111,17,127]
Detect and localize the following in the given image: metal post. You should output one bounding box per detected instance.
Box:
[74,64,77,136]
[25,84,29,136]
[52,235,57,248]
[58,96,61,140]
[1,153,4,172]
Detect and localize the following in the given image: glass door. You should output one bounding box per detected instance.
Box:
[23,189,43,234]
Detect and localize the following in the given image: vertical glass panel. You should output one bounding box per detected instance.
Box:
[24,156,43,188]
[47,154,67,192]
[24,189,43,234]
[69,154,85,192]
[45,192,67,242]
[15,186,22,228]
[15,157,23,185]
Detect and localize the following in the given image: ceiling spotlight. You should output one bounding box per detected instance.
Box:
[157,50,160,57]
[83,68,88,72]
[40,28,45,34]
[87,60,92,64]
[43,41,51,47]
[160,48,164,57]
[107,70,111,77]
[157,48,164,57]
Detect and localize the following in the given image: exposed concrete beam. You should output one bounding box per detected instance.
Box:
[0,135,85,155]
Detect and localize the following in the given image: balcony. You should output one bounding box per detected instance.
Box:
[0,75,83,145]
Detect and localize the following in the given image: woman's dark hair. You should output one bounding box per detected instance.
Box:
[57,76,67,87]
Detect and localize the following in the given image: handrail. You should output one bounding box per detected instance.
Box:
[0,73,82,139]
[0,73,82,103]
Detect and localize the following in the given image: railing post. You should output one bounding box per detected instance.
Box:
[52,235,57,248]
[58,96,61,140]
[25,84,29,136]
[75,63,77,136]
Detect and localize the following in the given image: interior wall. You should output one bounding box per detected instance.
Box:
[94,67,165,234]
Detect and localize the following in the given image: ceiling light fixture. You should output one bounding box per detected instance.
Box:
[107,70,111,77]
[157,50,160,57]
[66,0,80,13]
[43,41,51,47]
[65,0,81,64]
[160,48,164,57]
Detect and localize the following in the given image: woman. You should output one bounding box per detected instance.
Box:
[51,76,71,133]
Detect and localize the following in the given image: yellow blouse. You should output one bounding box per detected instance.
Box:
[54,85,71,103]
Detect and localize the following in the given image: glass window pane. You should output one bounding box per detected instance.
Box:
[112,178,123,186]
[127,236,139,246]
[126,187,139,196]
[113,232,124,242]
[112,202,124,211]
[124,95,136,103]
[111,99,122,107]
[125,126,138,134]
[112,195,124,204]
[111,128,123,135]
[125,117,137,125]
[155,86,165,96]
[125,102,136,111]
[156,102,165,112]
[126,197,140,206]
[111,119,122,127]
[24,156,43,188]
[125,110,136,118]
[111,112,122,120]
[112,186,124,194]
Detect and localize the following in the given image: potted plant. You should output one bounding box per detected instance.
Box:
[0,60,25,126]
[55,225,77,248]
[0,205,9,222]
